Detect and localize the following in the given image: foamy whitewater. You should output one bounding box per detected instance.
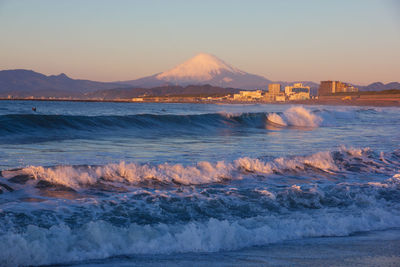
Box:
[0,101,399,266]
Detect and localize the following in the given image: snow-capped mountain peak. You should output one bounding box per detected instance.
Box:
[156,53,245,82]
[122,53,270,89]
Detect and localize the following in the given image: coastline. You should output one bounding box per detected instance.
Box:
[1,98,400,107]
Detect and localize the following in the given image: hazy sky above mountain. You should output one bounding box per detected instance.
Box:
[0,0,399,85]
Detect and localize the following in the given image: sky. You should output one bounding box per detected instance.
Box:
[0,0,399,85]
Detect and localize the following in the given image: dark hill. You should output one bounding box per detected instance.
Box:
[0,69,125,97]
[359,82,400,91]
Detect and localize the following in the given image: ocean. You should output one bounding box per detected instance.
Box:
[0,100,399,266]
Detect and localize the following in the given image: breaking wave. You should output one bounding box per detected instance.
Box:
[267,106,323,127]
[1,146,400,266]
[0,113,266,135]
[2,146,396,189]
[2,207,399,266]
[0,106,365,138]
[1,106,391,145]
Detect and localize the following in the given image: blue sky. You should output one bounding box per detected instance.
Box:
[0,0,399,84]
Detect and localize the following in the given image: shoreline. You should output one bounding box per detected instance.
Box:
[1,98,400,107]
[72,229,400,267]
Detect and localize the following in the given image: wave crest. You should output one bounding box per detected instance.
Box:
[2,147,397,190]
[267,106,323,127]
[1,207,399,266]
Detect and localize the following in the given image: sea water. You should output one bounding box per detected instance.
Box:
[0,101,399,266]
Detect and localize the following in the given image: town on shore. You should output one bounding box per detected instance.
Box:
[3,79,400,107]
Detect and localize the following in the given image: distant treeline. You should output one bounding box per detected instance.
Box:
[86,85,241,100]
[324,89,400,96]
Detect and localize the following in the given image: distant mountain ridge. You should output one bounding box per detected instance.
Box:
[1,54,399,98]
[358,82,400,91]
[0,69,124,97]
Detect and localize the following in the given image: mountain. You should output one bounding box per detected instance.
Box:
[2,58,398,99]
[86,84,240,100]
[120,53,271,90]
[0,69,125,97]
[358,82,400,91]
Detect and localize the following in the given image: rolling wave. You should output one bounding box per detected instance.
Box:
[1,146,400,265]
[1,106,387,140]
[2,207,399,266]
[1,146,399,190]
[0,106,326,138]
[0,112,268,134]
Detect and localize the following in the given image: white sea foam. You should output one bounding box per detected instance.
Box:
[2,146,391,189]
[266,112,287,126]
[2,161,236,189]
[1,147,400,266]
[267,106,322,127]
[1,206,399,266]
[342,146,370,157]
[1,154,332,188]
[284,106,323,127]
[254,189,276,199]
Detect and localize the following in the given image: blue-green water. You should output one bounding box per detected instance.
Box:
[0,101,399,266]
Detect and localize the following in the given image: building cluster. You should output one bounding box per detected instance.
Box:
[284,83,312,100]
[318,81,358,95]
[232,83,310,102]
[230,80,359,102]
[4,80,360,103]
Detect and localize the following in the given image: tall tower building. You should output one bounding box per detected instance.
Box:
[268,83,281,95]
[319,81,335,95]
[318,81,358,95]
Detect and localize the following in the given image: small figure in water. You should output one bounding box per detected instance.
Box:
[32,107,37,112]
